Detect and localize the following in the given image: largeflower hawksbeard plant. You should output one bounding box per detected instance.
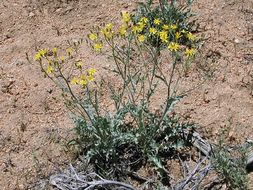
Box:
[33,0,200,186]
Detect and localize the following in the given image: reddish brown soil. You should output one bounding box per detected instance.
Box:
[0,0,253,189]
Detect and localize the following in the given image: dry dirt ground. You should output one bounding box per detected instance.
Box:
[0,0,253,189]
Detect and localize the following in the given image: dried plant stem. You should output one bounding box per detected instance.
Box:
[50,165,136,190]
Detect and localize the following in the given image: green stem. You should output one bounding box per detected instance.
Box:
[57,64,94,124]
[157,58,176,127]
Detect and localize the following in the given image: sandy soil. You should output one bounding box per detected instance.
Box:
[0,0,253,189]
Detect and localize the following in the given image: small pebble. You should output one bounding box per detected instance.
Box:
[234,38,240,43]
[28,12,35,17]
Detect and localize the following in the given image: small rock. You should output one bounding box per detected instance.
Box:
[65,6,73,13]
[1,80,15,93]
[28,12,35,17]
[234,38,240,44]
[43,8,49,15]
[55,8,62,13]
[18,184,25,190]
[15,61,24,66]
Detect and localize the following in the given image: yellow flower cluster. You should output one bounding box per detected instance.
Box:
[175,32,181,40]
[34,47,77,75]
[138,35,145,42]
[101,23,114,39]
[185,48,196,57]
[186,32,196,41]
[159,30,168,43]
[34,48,53,74]
[93,43,103,52]
[88,33,98,41]
[131,17,196,55]
[154,18,161,25]
[168,42,180,52]
[46,65,53,74]
[87,33,102,52]
[34,49,47,61]
[162,24,169,30]
[119,25,127,36]
[140,17,148,24]
[71,68,97,87]
[144,19,197,56]
[87,11,198,57]
[171,24,177,30]
[122,12,131,23]
[88,23,116,52]
[52,47,58,55]
[132,18,148,35]
[149,27,157,35]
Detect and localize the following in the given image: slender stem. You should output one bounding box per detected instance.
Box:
[86,86,100,118]
[40,60,89,120]
[157,58,177,127]
[167,58,176,98]
[111,38,136,106]
[86,180,136,190]
[159,0,165,11]
[57,64,94,124]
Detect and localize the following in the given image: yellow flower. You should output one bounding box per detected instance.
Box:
[105,23,113,30]
[122,12,131,23]
[71,77,79,85]
[154,18,161,25]
[88,68,97,76]
[149,27,157,35]
[87,75,94,82]
[47,60,52,65]
[132,22,145,33]
[185,48,196,57]
[52,47,57,54]
[137,21,145,29]
[171,24,177,30]
[140,17,148,24]
[93,43,103,52]
[59,56,65,62]
[101,27,114,39]
[46,65,53,74]
[34,49,48,61]
[34,52,42,61]
[66,47,73,55]
[105,31,114,39]
[101,23,114,39]
[186,32,196,41]
[38,49,47,57]
[137,35,145,42]
[119,25,127,36]
[80,79,87,86]
[101,28,106,35]
[107,31,114,39]
[159,30,168,43]
[175,32,182,40]
[132,25,140,34]
[162,24,170,30]
[76,62,82,69]
[79,75,88,86]
[88,33,97,41]
[181,29,187,34]
[168,42,180,52]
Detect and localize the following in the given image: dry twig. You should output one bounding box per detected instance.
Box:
[50,164,137,190]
